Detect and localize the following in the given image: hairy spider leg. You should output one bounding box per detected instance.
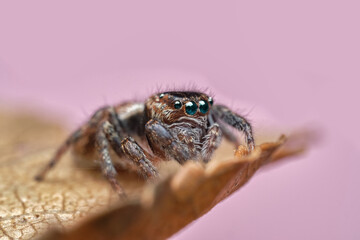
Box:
[212,105,255,151]
[217,121,240,146]
[100,107,159,181]
[96,122,127,198]
[145,119,191,164]
[34,127,83,181]
[34,106,113,181]
[208,111,239,147]
[101,120,158,178]
[100,121,133,170]
[201,123,222,163]
[120,136,159,178]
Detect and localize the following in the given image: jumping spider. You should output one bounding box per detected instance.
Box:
[35,91,255,197]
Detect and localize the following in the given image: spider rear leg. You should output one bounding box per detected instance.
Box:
[34,106,124,181]
[34,128,83,181]
[145,119,191,164]
[201,123,222,163]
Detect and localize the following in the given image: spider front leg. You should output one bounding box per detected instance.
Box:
[212,105,255,151]
[201,123,222,163]
[145,119,191,164]
[101,120,158,179]
[217,122,240,146]
[120,137,159,178]
[95,120,158,198]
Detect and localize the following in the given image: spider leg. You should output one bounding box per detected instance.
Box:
[102,121,138,172]
[96,122,126,198]
[209,112,239,146]
[34,127,83,181]
[34,106,123,181]
[120,136,159,178]
[218,121,240,146]
[212,105,255,151]
[201,123,222,163]
[145,119,191,164]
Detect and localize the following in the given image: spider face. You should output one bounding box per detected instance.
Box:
[145,91,214,125]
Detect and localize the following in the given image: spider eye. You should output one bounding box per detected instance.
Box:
[208,97,214,105]
[185,101,197,115]
[159,93,164,98]
[199,100,209,114]
[174,101,182,109]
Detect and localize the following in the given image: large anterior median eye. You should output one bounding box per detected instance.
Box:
[185,101,197,115]
[199,100,209,113]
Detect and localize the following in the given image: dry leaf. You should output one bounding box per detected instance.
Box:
[0,109,308,240]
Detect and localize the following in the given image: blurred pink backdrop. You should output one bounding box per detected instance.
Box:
[0,1,359,239]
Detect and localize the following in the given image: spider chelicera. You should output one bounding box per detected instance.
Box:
[35,91,255,197]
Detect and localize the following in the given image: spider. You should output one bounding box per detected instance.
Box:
[35,91,255,198]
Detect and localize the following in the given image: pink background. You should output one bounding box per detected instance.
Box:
[0,1,359,239]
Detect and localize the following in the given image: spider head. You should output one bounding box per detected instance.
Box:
[146,91,214,125]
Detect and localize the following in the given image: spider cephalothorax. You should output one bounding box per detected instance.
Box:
[146,91,212,124]
[145,92,215,162]
[35,91,255,197]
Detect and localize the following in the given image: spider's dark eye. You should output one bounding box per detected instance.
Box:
[185,101,197,115]
[159,93,164,98]
[208,97,213,105]
[174,101,182,109]
[199,100,209,114]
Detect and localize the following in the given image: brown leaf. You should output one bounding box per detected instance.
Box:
[0,109,308,240]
